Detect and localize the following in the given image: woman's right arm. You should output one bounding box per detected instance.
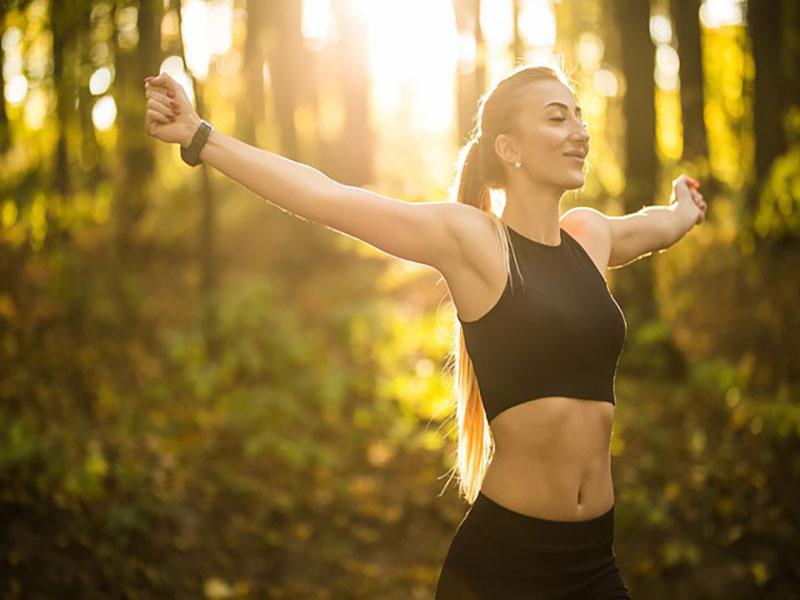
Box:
[145,72,471,276]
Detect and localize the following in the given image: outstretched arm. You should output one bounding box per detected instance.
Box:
[561,175,707,269]
[144,72,465,273]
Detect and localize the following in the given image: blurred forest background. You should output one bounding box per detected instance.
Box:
[1,0,799,598]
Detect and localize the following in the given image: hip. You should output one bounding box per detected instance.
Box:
[435,491,631,599]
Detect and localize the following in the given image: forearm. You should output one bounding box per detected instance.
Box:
[180,119,338,222]
[640,203,695,249]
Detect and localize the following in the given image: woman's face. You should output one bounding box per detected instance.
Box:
[499,79,591,189]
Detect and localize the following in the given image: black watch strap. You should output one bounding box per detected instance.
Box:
[180,119,213,167]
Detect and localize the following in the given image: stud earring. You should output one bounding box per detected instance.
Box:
[514,159,522,169]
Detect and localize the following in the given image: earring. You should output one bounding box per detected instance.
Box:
[514,159,522,169]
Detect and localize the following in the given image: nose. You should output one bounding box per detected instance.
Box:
[571,123,590,145]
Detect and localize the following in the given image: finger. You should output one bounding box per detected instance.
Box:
[148,71,179,93]
[146,87,173,107]
[146,108,174,125]
[147,97,174,119]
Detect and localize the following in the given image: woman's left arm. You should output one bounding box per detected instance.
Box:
[562,175,707,268]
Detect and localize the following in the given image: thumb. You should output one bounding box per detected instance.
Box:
[145,71,179,92]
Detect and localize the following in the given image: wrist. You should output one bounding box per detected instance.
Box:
[181,117,203,148]
[667,202,695,243]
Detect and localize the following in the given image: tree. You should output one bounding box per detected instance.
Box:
[670,0,709,163]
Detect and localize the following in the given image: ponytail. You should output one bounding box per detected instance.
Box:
[439,63,569,504]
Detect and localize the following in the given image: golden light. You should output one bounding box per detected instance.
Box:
[481,0,514,48]
[649,13,672,45]
[180,0,234,80]
[5,74,27,106]
[457,30,477,73]
[89,67,113,96]
[519,0,556,47]
[3,26,26,106]
[655,44,680,91]
[302,0,335,51]
[593,69,619,98]
[360,0,458,133]
[1,24,21,52]
[700,0,744,28]
[92,95,117,131]
[116,6,139,51]
[23,88,47,130]
[576,32,604,71]
[158,55,196,108]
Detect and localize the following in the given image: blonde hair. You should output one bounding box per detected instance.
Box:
[441,61,578,504]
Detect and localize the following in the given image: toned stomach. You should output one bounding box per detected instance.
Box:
[480,395,615,522]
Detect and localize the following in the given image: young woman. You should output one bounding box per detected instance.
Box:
[144,63,706,599]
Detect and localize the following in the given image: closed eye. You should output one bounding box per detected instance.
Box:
[549,117,566,122]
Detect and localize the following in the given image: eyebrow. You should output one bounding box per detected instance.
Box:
[543,101,582,116]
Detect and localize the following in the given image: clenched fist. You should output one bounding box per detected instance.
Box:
[670,174,707,227]
[144,71,202,147]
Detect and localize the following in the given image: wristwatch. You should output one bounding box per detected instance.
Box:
[180,119,213,167]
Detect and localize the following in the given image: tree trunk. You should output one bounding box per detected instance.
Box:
[235,0,267,147]
[670,0,709,162]
[453,0,486,143]
[263,0,305,162]
[746,0,786,188]
[330,0,372,185]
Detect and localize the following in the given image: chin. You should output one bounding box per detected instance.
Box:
[560,173,586,190]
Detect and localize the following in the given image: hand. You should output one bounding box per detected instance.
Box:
[670,174,707,228]
[144,72,202,147]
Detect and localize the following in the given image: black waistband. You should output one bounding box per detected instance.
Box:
[465,491,615,552]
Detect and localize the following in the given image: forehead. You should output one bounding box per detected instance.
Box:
[519,79,580,112]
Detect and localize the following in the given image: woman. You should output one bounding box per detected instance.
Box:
[144,63,706,599]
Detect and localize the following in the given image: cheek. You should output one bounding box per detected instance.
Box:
[524,126,566,161]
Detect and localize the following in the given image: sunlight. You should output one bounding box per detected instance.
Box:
[89,67,113,96]
[655,44,680,91]
[180,0,234,79]
[92,95,117,131]
[5,74,27,106]
[593,69,619,98]
[481,0,514,48]
[519,0,556,47]
[3,26,26,106]
[649,13,672,45]
[302,0,335,51]
[22,88,47,130]
[577,32,604,71]
[359,0,457,134]
[158,55,197,108]
[699,0,745,28]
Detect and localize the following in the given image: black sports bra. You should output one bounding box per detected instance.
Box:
[457,222,627,424]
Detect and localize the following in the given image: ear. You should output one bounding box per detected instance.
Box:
[493,132,519,166]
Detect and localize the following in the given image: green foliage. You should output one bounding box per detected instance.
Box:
[612,374,800,598]
[754,106,800,239]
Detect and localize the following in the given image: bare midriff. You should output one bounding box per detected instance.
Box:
[480,395,615,522]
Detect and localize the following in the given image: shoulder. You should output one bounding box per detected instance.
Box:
[560,206,612,268]
[561,207,611,246]
[439,202,507,280]
[445,202,502,250]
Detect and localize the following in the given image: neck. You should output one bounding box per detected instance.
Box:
[501,181,565,245]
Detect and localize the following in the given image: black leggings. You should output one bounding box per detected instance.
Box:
[435,491,631,599]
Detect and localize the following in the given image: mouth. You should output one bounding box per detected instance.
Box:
[565,154,586,163]
[564,149,587,161]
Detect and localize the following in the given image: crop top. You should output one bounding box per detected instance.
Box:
[457,223,627,424]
